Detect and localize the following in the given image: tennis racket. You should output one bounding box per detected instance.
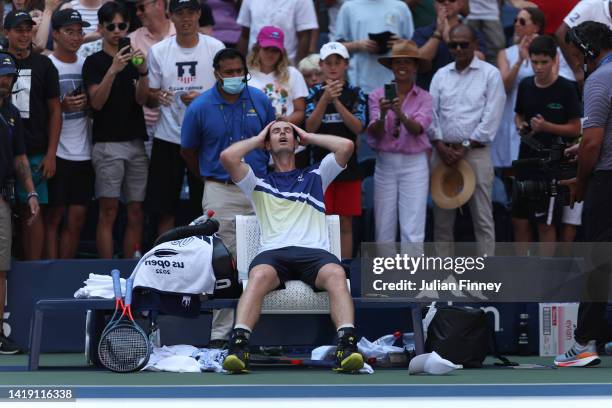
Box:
[98,277,151,373]
[100,269,124,338]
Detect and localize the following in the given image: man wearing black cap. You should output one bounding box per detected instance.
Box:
[145,0,224,236]
[45,9,94,259]
[0,52,40,354]
[4,10,61,261]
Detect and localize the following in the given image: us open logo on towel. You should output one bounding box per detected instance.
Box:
[144,249,185,273]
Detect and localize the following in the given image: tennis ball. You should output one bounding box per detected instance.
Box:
[131,56,144,66]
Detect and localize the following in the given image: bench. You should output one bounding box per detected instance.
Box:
[27,215,424,370]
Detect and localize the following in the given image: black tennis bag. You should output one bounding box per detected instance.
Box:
[425,306,514,368]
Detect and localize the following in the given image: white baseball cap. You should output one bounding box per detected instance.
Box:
[320,42,350,60]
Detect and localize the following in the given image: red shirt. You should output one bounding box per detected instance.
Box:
[531,0,579,35]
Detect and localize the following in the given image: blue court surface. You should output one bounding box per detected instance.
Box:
[0,354,611,401]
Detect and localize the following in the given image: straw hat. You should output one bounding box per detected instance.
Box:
[378,40,423,69]
[430,159,476,210]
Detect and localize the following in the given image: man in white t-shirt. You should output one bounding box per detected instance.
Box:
[236,0,318,64]
[45,9,93,259]
[219,120,361,374]
[334,0,414,94]
[146,0,224,237]
[556,0,612,87]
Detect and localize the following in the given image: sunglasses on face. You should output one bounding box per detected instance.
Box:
[435,0,457,3]
[105,22,128,31]
[448,41,470,50]
[514,17,527,26]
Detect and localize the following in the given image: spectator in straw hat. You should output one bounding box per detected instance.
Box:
[367,40,433,244]
[428,24,505,256]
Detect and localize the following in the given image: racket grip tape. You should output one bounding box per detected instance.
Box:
[111,269,122,300]
[125,277,134,306]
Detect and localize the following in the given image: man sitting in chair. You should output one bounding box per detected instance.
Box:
[219,120,361,374]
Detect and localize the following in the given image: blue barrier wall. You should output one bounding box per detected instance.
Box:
[6,260,542,353]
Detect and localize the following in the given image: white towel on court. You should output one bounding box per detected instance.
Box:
[73,273,127,299]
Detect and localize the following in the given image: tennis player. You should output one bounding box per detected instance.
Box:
[219,120,362,374]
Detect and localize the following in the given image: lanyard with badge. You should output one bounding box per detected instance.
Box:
[219,100,247,145]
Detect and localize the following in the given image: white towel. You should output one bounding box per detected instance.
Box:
[73,274,126,299]
[143,345,227,373]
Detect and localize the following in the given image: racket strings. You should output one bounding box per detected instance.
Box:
[99,325,150,372]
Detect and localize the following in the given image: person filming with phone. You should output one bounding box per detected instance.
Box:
[45,9,95,259]
[82,1,150,259]
[366,40,433,245]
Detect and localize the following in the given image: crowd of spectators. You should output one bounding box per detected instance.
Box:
[1,0,611,260]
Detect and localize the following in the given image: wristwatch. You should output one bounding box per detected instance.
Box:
[461,140,472,150]
[27,191,39,201]
[432,31,442,40]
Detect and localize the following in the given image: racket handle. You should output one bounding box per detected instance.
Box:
[125,277,134,306]
[111,269,122,300]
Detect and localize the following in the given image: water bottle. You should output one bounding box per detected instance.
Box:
[517,313,530,355]
[133,244,142,259]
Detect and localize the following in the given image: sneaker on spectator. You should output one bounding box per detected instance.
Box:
[0,334,21,355]
[334,333,364,373]
[554,340,600,367]
[222,335,250,373]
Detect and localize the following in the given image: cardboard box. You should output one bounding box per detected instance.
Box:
[539,303,579,357]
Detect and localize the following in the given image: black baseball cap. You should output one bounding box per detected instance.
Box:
[3,10,36,29]
[51,9,92,30]
[0,53,17,77]
[169,0,200,13]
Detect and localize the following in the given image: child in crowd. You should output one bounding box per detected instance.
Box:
[305,42,366,259]
[298,53,323,89]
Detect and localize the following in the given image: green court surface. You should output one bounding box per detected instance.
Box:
[0,354,611,387]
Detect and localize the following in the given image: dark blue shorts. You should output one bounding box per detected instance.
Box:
[249,246,342,291]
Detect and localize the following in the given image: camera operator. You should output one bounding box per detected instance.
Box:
[512,35,582,254]
[0,53,40,354]
[554,22,612,367]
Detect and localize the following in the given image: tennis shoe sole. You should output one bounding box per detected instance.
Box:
[333,352,364,373]
[554,352,601,367]
[223,355,250,374]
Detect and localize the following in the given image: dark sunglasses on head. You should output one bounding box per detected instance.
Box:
[105,22,128,31]
[514,17,527,26]
[448,41,470,50]
[435,0,457,3]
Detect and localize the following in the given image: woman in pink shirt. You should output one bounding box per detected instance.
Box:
[367,40,433,244]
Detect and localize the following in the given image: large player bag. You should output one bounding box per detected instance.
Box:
[131,222,242,317]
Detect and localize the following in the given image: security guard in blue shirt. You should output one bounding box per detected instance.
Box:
[180,48,275,348]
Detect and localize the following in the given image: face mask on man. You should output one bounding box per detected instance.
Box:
[221,76,246,94]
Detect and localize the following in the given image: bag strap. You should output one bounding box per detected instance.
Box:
[487,317,518,367]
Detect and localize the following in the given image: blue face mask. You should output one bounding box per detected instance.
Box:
[221,76,246,94]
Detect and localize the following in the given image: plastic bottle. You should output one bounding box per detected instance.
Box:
[133,244,142,259]
[517,313,530,355]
